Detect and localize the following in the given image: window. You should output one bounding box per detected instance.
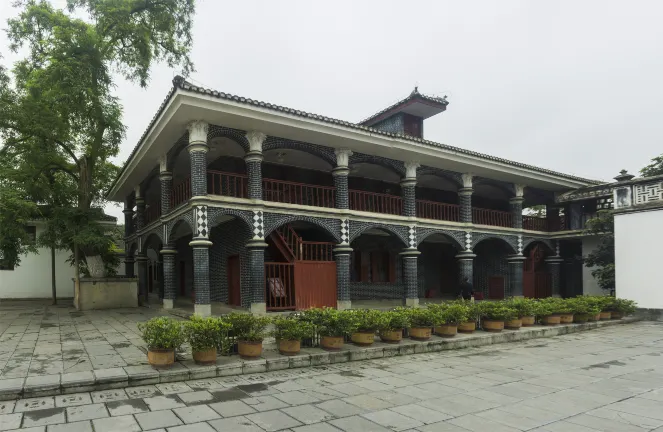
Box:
[353,250,396,283]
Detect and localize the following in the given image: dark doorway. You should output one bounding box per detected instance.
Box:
[179,261,186,296]
[488,276,505,299]
[148,265,153,293]
[228,255,241,306]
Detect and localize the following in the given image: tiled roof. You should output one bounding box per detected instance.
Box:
[359,87,449,125]
[110,76,601,196]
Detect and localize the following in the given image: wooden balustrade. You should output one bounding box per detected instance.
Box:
[263,178,335,208]
[144,202,161,226]
[299,242,334,261]
[349,190,402,215]
[170,177,191,208]
[208,171,247,198]
[416,200,460,222]
[265,262,295,311]
[523,216,548,231]
[472,208,513,228]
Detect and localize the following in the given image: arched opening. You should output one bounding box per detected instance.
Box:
[523,241,553,298]
[348,162,403,215]
[416,174,461,221]
[170,219,194,303]
[142,233,163,300]
[417,233,462,299]
[350,227,407,302]
[474,238,514,299]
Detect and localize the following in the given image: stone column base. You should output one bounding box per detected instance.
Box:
[194,303,212,317]
[250,302,267,316]
[404,298,419,308]
[162,299,174,309]
[337,300,352,310]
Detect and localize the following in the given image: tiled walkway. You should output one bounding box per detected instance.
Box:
[0,311,661,430]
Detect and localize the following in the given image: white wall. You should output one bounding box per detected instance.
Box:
[615,209,663,309]
[581,236,605,296]
[0,223,75,299]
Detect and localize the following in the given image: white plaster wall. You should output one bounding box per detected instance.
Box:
[615,209,663,309]
[0,223,75,299]
[581,236,606,296]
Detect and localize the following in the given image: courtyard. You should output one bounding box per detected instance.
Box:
[0,303,661,431]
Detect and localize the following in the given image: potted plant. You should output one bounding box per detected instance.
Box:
[458,300,479,333]
[582,296,603,321]
[534,299,559,325]
[567,297,600,323]
[349,309,384,346]
[432,303,469,337]
[138,317,184,368]
[507,298,536,328]
[555,299,575,323]
[607,298,637,319]
[407,308,437,340]
[225,313,270,359]
[271,317,315,355]
[378,309,409,343]
[183,316,229,365]
[318,308,357,351]
[598,297,613,320]
[478,302,517,332]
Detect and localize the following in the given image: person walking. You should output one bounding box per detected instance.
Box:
[459,277,474,300]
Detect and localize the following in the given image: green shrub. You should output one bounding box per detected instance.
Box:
[271,317,316,341]
[138,317,184,350]
[184,316,230,352]
[347,309,385,332]
[607,298,637,315]
[378,309,410,331]
[407,307,439,327]
[317,308,358,337]
[295,308,327,327]
[439,303,470,324]
[532,300,555,317]
[507,298,536,318]
[539,297,572,314]
[225,313,270,342]
[477,302,517,321]
[566,297,600,316]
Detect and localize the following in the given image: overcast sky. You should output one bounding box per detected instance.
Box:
[2,0,662,222]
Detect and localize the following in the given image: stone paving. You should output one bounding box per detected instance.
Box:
[0,320,661,431]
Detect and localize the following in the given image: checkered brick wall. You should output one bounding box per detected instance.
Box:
[189,150,207,197]
[334,174,349,209]
[403,256,418,299]
[459,192,472,223]
[163,253,176,300]
[335,253,351,301]
[246,160,262,200]
[511,199,523,229]
[458,259,473,286]
[209,219,251,304]
[509,261,524,296]
[371,113,405,134]
[402,184,416,217]
[193,247,210,304]
[549,262,561,296]
[247,247,265,305]
[160,176,172,215]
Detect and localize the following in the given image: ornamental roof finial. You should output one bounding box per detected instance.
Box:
[614,169,635,182]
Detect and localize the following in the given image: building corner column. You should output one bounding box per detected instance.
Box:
[507,254,527,297]
[159,155,173,216]
[401,162,420,217]
[334,243,352,310]
[189,237,213,316]
[459,173,474,223]
[247,239,268,315]
[245,131,267,200]
[160,247,177,309]
[187,120,209,198]
[333,149,353,209]
[401,248,421,307]
[545,255,564,298]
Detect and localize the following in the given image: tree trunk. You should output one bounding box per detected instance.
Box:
[51,245,57,305]
[73,243,80,309]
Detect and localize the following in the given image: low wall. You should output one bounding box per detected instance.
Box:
[75,278,138,310]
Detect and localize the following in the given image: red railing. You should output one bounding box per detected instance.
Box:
[299,242,334,261]
[171,177,191,208]
[473,208,513,227]
[208,171,247,198]
[416,200,460,222]
[265,263,295,311]
[263,179,335,208]
[349,190,402,215]
[523,216,548,231]
[276,225,299,260]
[144,202,161,226]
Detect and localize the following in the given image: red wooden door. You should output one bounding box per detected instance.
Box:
[488,276,505,299]
[179,261,186,296]
[227,255,241,306]
[294,261,337,310]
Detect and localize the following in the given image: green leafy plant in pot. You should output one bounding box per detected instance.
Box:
[271,317,315,355]
[407,307,438,340]
[431,303,469,337]
[478,302,517,332]
[544,297,574,323]
[566,297,600,323]
[225,313,270,359]
[378,309,409,343]
[533,299,559,325]
[507,297,536,327]
[348,309,384,346]
[457,300,479,333]
[138,317,184,368]
[184,316,230,365]
[606,298,636,319]
[318,308,358,351]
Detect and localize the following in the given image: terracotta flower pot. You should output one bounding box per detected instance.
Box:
[278,339,301,356]
[192,348,217,365]
[521,316,536,327]
[321,336,344,351]
[482,319,504,332]
[588,313,601,322]
[147,349,175,368]
[238,340,263,359]
[434,324,458,338]
[541,315,561,325]
[574,313,589,323]
[611,312,623,320]
[409,327,432,341]
[559,313,574,324]
[458,321,476,333]
[380,330,403,344]
[505,318,522,330]
[351,332,375,346]
[599,311,612,320]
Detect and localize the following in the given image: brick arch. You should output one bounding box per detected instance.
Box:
[167,214,194,241]
[166,134,189,172]
[349,153,405,177]
[263,213,341,243]
[207,208,254,233]
[127,240,139,256]
[263,137,336,167]
[208,125,250,153]
[522,238,555,255]
[471,234,518,254]
[141,231,164,252]
[416,228,464,250]
[473,177,515,198]
[417,167,463,189]
[349,221,409,247]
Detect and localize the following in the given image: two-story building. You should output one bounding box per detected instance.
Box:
[108,78,603,316]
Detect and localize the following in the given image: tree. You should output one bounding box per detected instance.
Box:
[0,0,195,296]
[583,210,614,291]
[640,154,663,177]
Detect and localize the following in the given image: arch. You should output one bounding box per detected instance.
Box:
[349,153,405,177]
[416,228,465,250]
[473,177,515,198]
[208,125,250,153]
[166,134,189,172]
[208,207,254,233]
[141,231,164,252]
[263,213,341,243]
[349,221,409,247]
[127,240,138,257]
[167,214,194,242]
[263,137,336,167]
[522,238,555,255]
[417,167,463,189]
[471,233,518,254]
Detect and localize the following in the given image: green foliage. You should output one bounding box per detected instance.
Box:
[539,297,573,314]
[183,316,230,352]
[605,298,637,315]
[477,302,518,321]
[138,317,184,350]
[532,300,555,317]
[640,155,663,177]
[566,297,600,315]
[294,308,327,327]
[316,308,358,337]
[271,317,315,341]
[407,307,439,327]
[0,188,38,268]
[584,211,615,290]
[427,303,469,325]
[507,297,536,318]
[225,313,270,342]
[346,309,385,332]
[378,309,410,331]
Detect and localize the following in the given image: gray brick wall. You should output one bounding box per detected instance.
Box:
[162,252,176,300]
[160,175,172,215]
[247,247,266,305]
[511,198,523,229]
[192,247,210,304]
[509,261,524,296]
[335,252,351,301]
[549,262,561,296]
[189,150,208,197]
[402,184,416,217]
[459,191,472,223]
[371,113,405,134]
[209,220,251,304]
[246,160,262,200]
[333,173,349,209]
[403,256,418,299]
[458,259,473,287]
[474,241,510,297]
